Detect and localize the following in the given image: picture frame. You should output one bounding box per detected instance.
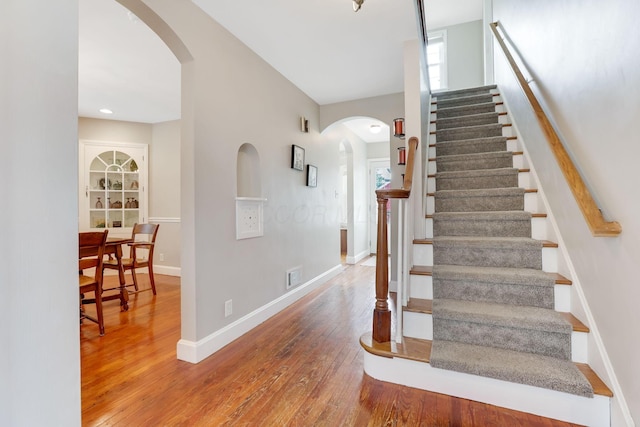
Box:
[291,144,305,171]
[306,164,317,187]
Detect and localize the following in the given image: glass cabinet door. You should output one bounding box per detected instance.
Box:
[80,141,147,233]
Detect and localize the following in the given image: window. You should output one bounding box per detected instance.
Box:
[427,30,448,91]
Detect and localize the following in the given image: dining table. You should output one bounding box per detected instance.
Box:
[80,236,132,311]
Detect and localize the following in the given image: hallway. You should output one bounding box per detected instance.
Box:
[81,263,578,425]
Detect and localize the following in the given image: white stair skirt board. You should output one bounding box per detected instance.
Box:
[403,311,433,340]
[363,352,610,427]
[409,275,432,300]
[177,264,343,364]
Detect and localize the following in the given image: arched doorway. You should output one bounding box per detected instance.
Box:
[321,116,390,264]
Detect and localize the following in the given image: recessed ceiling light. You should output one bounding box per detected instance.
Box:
[369,124,382,134]
[99,108,113,115]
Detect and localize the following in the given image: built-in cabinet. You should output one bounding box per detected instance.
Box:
[79,141,148,235]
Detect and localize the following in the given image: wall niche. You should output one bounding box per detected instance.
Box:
[236,143,265,239]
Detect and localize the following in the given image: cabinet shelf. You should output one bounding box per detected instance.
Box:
[81,143,147,232]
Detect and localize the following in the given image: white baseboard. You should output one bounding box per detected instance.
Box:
[154,265,181,277]
[103,265,181,278]
[177,264,344,364]
[346,250,370,265]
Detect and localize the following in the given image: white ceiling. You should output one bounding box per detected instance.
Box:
[78,0,482,124]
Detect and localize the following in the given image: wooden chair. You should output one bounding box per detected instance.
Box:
[79,230,109,336]
[103,223,160,295]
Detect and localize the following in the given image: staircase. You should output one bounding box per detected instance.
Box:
[361,85,613,426]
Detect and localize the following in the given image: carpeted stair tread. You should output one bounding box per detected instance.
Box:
[436,123,504,142]
[430,340,594,397]
[433,211,531,238]
[436,102,498,119]
[432,299,571,334]
[436,93,495,109]
[433,236,542,269]
[435,151,514,172]
[433,85,497,100]
[435,136,508,156]
[436,112,500,130]
[434,188,525,212]
[436,168,519,191]
[436,168,518,179]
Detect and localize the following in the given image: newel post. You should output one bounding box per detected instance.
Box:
[372,193,391,343]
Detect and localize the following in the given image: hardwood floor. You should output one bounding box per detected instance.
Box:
[81,263,582,426]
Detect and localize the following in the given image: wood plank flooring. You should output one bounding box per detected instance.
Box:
[81,263,582,426]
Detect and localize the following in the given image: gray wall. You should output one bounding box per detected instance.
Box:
[433,20,484,91]
[121,1,341,351]
[492,1,640,425]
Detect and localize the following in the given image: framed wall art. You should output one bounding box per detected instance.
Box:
[306,164,317,187]
[291,144,305,171]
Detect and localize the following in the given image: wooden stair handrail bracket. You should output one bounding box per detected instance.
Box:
[372,137,419,343]
[490,22,621,237]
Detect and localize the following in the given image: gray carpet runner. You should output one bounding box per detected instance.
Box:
[427,85,593,397]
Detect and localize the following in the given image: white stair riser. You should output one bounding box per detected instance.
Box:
[543,247,558,273]
[531,217,547,240]
[518,171,531,188]
[409,275,432,299]
[402,311,432,340]
[425,217,433,238]
[525,192,539,212]
[363,354,610,427]
[413,243,433,266]
[554,285,571,312]
[512,153,524,169]
[403,311,587,363]
[427,176,435,193]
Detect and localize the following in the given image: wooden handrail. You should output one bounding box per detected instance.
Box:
[372,137,419,343]
[490,22,621,237]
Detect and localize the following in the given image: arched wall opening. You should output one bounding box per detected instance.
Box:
[321,116,390,264]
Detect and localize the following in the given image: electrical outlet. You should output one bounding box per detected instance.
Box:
[159,253,165,261]
[224,299,232,317]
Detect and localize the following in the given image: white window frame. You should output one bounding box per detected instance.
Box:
[427,29,448,91]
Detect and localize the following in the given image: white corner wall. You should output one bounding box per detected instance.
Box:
[1,0,81,425]
[126,1,341,359]
[492,1,640,425]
